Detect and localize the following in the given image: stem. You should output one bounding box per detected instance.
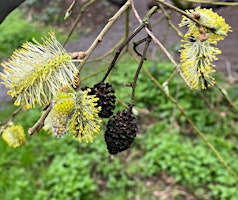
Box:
[87,37,126,63]
[101,5,158,82]
[64,0,78,20]
[131,1,192,89]
[155,0,216,31]
[214,83,238,113]
[87,5,131,64]
[131,35,151,104]
[77,0,132,72]
[0,106,23,132]
[133,37,148,58]
[159,4,184,39]
[128,48,238,182]
[101,24,145,83]
[63,0,97,47]
[28,103,52,135]
[143,67,238,182]
[125,5,130,50]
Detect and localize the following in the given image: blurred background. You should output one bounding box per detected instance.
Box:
[1,0,238,199]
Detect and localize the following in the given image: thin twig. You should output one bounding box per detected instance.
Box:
[133,37,148,58]
[143,67,238,183]
[81,67,108,82]
[101,24,145,83]
[63,0,97,46]
[101,5,158,82]
[155,0,216,31]
[87,5,131,64]
[28,103,52,135]
[87,37,126,63]
[131,1,192,89]
[125,5,131,51]
[0,106,23,132]
[131,35,151,104]
[77,0,132,72]
[159,4,184,39]
[129,48,238,182]
[156,1,238,113]
[64,0,78,20]
[214,83,238,113]
[183,0,238,6]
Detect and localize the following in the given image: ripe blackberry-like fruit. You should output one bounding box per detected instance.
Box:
[105,109,138,154]
[86,82,116,118]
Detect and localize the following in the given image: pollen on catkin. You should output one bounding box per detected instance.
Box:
[68,89,102,143]
[0,32,78,109]
[50,87,75,137]
[180,7,231,44]
[1,125,26,148]
[179,7,231,89]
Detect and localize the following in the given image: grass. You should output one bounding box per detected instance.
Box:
[1,6,238,199]
[1,54,238,199]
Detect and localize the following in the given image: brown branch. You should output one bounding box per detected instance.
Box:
[0,106,23,134]
[155,0,216,31]
[101,23,145,83]
[77,0,132,72]
[183,0,238,6]
[64,0,78,20]
[28,103,52,135]
[131,1,192,89]
[131,35,151,104]
[63,0,97,46]
[142,67,238,183]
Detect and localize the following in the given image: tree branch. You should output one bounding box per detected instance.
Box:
[77,0,132,72]
[131,1,192,89]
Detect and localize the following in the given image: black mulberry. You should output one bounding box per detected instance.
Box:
[105,109,138,154]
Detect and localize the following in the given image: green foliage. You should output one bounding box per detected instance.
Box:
[0,10,42,58]
[35,148,97,200]
[0,9,68,59]
[1,56,238,199]
[141,123,238,199]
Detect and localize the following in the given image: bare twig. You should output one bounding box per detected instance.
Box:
[87,5,131,64]
[77,0,132,72]
[64,0,78,20]
[159,4,184,39]
[87,37,126,63]
[63,0,97,46]
[155,0,216,31]
[0,106,23,133]
[129,47,238,182]
[131,1,192,89]
[28,103,52,135]
[214,83,238,113]
[101,23,145,83]
[131,35,151,104]
[183,0,238,6]
[144,68,238,182]
[101,5,158,83]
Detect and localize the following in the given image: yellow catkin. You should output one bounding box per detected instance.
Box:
[68,89,102,143]
[2,125,26,148]
[0,32,78,108]
[179,7,231,89]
